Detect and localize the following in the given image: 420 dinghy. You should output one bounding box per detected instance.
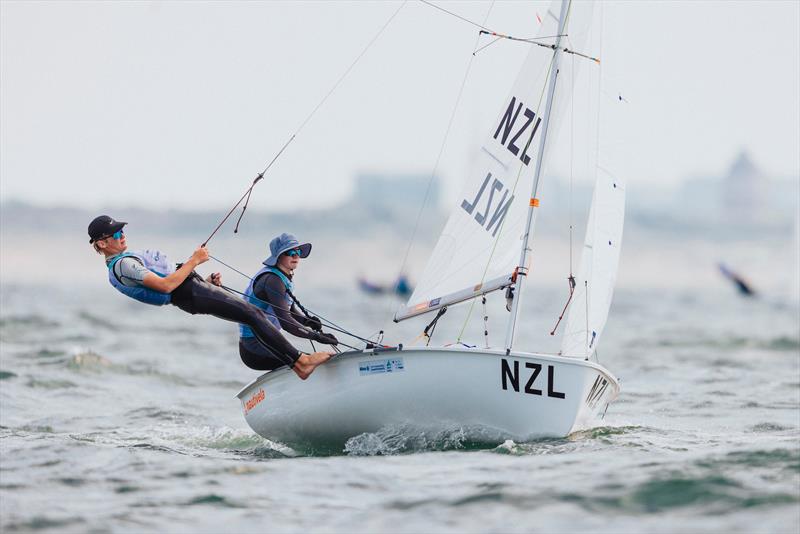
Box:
[238,0,625,449]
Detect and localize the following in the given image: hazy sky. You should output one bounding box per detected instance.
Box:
[1,0,798,211]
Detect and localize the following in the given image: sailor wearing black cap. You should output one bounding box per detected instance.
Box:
[239,233,338,371]
[88,215,332,379]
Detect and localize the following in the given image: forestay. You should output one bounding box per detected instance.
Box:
[560,170,625,358]
[396,0,597,322]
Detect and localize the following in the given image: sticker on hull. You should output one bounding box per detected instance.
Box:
[359,358,404,376]
[585,375,609,409]
[243,388,265,415]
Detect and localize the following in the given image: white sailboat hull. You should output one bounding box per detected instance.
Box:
[236,346,619,449]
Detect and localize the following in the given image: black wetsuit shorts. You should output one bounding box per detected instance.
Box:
[238,336,291,371]
[170,274,300,368]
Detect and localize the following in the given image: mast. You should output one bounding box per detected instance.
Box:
[504,0,571,353]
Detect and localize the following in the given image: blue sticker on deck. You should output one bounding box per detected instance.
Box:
[359,358,405,376]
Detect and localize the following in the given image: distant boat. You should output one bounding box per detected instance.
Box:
[238,0,623,449]
[718,262,756,297]
[357,274,412,298]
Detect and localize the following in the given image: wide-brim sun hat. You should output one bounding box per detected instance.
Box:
[263,233,311,266]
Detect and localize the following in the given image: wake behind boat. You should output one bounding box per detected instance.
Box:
[238,0,626,449]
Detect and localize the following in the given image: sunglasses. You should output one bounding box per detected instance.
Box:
[97,229,124,242]
[284,248,303,257]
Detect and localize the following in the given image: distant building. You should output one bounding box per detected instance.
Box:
[674,150,798,231]
[722,151,762,222]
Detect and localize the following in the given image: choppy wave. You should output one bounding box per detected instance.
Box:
[30,350,198,386]
[76,311,116,330]
[66,424,294,461]
[344,424,506,456]
[556,473,797,514]
[2,516,85,531]
[559,448,800,514]
[650,334,800,352]
[696,448,800,471]
[184,494,244,508]
[0,314,60,329]
[340,424,659,457]
[747,422,793,433]
[2,281,799,533]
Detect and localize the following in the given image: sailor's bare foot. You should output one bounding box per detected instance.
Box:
[293,351,333,380]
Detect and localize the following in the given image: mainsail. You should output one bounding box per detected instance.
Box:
[396,0,597,322]
[560,170,626,358]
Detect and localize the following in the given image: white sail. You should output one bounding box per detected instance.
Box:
[560,170,625,358]
[396,0,597,322]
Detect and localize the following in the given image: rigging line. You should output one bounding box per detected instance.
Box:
[420,0,598,63]
[217,284,361,351]
[418,0,490,32]
[295,0,408,136]
[569,47,575,276]
[208,254,378,346]
[550,39,577,338]
[394,0,495,318]
[479,31,599,64]
[479,31,559,49]
[282,285,379,347]
[549,275,576,336]
[593,1,605,191]
[482,295,490,349]
[474,33,568,58]
[505,0,577,347]
[472,36,503,56]
[584,279,589,361]
[202,173,263,247]
[202,1,407,246]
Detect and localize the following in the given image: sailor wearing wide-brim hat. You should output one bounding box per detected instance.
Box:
[239,232,337,372]
[263,233,312,267]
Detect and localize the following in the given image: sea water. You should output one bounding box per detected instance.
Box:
[1,231,798,533]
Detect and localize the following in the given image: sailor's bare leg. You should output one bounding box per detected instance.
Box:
[293,351,333,380]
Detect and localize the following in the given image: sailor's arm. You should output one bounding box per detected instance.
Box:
[142,246,209,293]
[254,275,314,338]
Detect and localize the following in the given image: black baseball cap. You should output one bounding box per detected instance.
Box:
[88,215,127,244]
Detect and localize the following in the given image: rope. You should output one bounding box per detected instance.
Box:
[202,1,408,246]
[482,295,489,348]
[422,306,447,346]
[550,39,578,337]
[549,275,576,335]
[418,0,491,32]
[209,254,379,348]
[472,36,503,57]
[420,0,598,63]
[584,279,589,361]
[202,172,264,246]
[218,283,360,351]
